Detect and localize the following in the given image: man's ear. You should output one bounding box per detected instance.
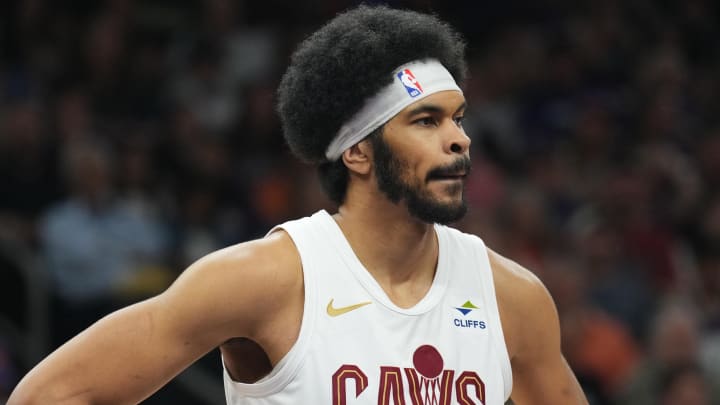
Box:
[341,139,373,176]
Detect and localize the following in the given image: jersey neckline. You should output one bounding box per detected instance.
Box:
[314,210,450,316]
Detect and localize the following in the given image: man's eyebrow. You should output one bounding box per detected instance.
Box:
[406,101,467,117]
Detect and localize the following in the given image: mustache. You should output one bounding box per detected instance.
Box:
[426,155,472,181]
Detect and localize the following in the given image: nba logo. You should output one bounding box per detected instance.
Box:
[397,69,423,97]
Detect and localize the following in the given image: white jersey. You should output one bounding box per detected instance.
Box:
[224,210,512,404]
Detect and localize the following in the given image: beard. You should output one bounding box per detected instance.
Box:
[370,134,470,225]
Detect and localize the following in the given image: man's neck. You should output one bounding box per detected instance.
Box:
[332,195,439,308]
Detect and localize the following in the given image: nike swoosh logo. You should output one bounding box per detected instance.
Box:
[326,299,372,317]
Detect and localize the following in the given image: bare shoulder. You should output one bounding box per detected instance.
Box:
[485,248,559,360]
[183,229,302,289]
[161,229,303,338]
[486,247,553,314]
[486,248,545,292]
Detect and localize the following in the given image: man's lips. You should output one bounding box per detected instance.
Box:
[426,156,471,182]
[429,173,467,181]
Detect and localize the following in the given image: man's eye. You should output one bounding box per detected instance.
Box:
[415,117,436,126]
[454,116,465,126]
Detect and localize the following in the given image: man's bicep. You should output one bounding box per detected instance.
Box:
[508,280,587,405]
[510,352,587,405]
[488,249,587,405]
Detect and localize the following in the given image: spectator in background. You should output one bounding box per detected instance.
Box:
[0,339,18,403]
[616,302,720,405]
[572,206,657,339]
[0,100,60,246]
[694,198,720,321]
[659,364,712,405]
[39,139,170,345]
[53,86,95,142]
[547,254,639,404]
[171,39,238,134]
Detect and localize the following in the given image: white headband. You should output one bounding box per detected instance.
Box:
[325,59,462,161]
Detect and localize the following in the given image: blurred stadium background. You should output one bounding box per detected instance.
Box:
[1,0,719,404]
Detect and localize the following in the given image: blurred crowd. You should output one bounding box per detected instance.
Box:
[1,0,719,404]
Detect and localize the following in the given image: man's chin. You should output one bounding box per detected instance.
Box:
[407,198,467,225]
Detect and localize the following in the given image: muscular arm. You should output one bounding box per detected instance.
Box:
[488,249,588,405]
[8,231,302,405]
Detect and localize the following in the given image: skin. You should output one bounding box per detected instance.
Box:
[8,91,588,405]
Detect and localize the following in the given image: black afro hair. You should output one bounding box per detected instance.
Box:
[277,5,467,164]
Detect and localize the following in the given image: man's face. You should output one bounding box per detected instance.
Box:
[370,91,471,224]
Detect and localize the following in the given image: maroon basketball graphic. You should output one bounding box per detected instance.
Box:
[412,345,444,379]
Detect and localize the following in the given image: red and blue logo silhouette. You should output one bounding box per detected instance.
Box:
[397,68,423,97]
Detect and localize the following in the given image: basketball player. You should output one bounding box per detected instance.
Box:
[9,6,588,404]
